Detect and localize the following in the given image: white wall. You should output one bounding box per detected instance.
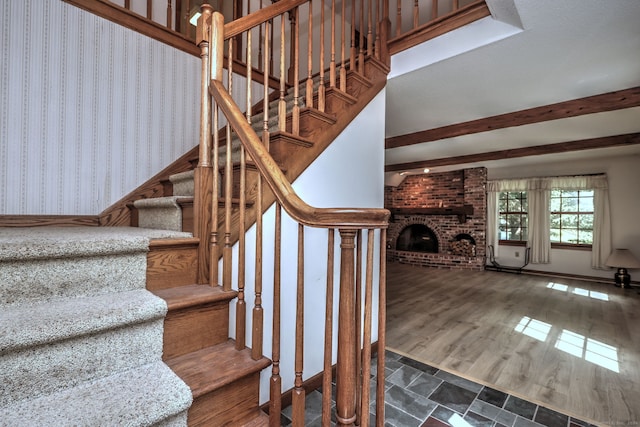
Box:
[488,153,640,281]
[0,0,200,215]
[225,89,387,404]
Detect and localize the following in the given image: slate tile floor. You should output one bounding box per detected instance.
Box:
[280,350,598,427]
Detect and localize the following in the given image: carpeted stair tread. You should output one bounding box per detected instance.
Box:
[169,170,195,197]
[0,289,166,353]
[0,226,190,262]
[152,284,238,311]
[166,341,271,399]
[0,361,192,427]
[133,197,185,232]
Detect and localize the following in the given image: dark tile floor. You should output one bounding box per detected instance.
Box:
[280,350,598,427]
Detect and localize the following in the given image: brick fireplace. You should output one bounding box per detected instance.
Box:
[385,168,487,270]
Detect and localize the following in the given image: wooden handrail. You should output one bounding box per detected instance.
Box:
[209,80,390,229]
[224,0,308,40]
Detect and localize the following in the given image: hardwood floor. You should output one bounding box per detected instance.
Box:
[386,262,640,426]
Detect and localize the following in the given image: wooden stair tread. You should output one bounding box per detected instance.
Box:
[240,411,270,426]
[151,284,237,310]
[166,341,271,399]
[176,197,255,207]
[148,237,199,249]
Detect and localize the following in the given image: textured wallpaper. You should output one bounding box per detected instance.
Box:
[0,0,200,215]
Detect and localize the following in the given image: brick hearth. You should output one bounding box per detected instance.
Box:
[385,168,487,270]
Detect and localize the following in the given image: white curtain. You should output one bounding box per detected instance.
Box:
[486,191,499,259]
[487,174,611,268]
[527,188,550,263]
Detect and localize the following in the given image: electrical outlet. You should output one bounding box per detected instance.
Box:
[515,251,520,257]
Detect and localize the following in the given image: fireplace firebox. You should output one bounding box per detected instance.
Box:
[396,224,438,253]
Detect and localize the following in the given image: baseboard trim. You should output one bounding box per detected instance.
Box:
[520,268,639,286]
[0,215,100,227]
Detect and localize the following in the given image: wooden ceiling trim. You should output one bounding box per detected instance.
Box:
[385,132,640,172]
[385,86,640,149]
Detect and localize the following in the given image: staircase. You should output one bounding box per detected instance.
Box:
[0,1,392,425]
[0,227,193,426]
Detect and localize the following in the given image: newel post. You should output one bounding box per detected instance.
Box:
[336,229,358,427]
[194,4,214,284]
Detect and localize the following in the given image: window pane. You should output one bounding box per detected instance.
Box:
[550,214,561,228]
[498,199,508,211]
[579,215,593,229]
[579,197,594,212]
[550,197,561,211]
[561,197,578,212]
[580,230,593,245]
[561,214,578,227]
[508,198,522,212]
[551,190,561,197]
[563,229,579,244]
[550,228,561,241]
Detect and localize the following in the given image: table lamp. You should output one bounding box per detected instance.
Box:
[605,249,640,288]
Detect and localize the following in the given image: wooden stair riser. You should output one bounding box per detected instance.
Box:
[161,303,231,360]
[147,243,198,290]
[188,373,262,427]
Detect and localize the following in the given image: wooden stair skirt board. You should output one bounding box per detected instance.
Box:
[166,341,271,426]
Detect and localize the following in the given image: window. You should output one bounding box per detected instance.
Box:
[498,191,528,242]
[550,190,594,245]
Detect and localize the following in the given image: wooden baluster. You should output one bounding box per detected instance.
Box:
[182,0,190,36]
[339,0,346,91]
[318,2,326,112]
[432,0,438,20]
[330,0,336,88]
[376,229,387,427]
[453,0,459,11]
[236,142,247,350]
[350,0,356,71]
[258,0,263,72]
[292,7,300,135]
[270,13,275,75]
[375,0,381,59]
[360,229,375,427]
[322,229,335,427]
[209,10,224,288]
[413,0,419,30]
[367,0,373,57]
[263,20,271,147]
[292,224,306,426]
[270,204,283,426]
[358,0,365,74]
[166,0,172,29]
[306,1,314,109]
[336,229,357,427]
[278,14,287,131]
[175,0,182,34]
[235,27,251,351]
[124,0,130,10]
[252,20,271,361]
[223,38,233,291]
[354,230,363,425]
[396,0,401,37]
[147,0,152,20]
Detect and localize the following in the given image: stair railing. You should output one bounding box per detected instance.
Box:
[195,1,390,425]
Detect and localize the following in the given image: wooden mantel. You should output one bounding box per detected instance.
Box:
[390,205,474,223]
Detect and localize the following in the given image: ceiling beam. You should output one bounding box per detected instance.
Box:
[385,87,640,149]
[385,132,640,172]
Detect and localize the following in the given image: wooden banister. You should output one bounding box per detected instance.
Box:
[224,0,308,40]
[209,80,390,229]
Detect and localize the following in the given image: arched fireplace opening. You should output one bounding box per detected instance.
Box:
[396,224,438,253]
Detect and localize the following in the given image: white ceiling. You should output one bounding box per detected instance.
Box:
[384,0,640,178]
